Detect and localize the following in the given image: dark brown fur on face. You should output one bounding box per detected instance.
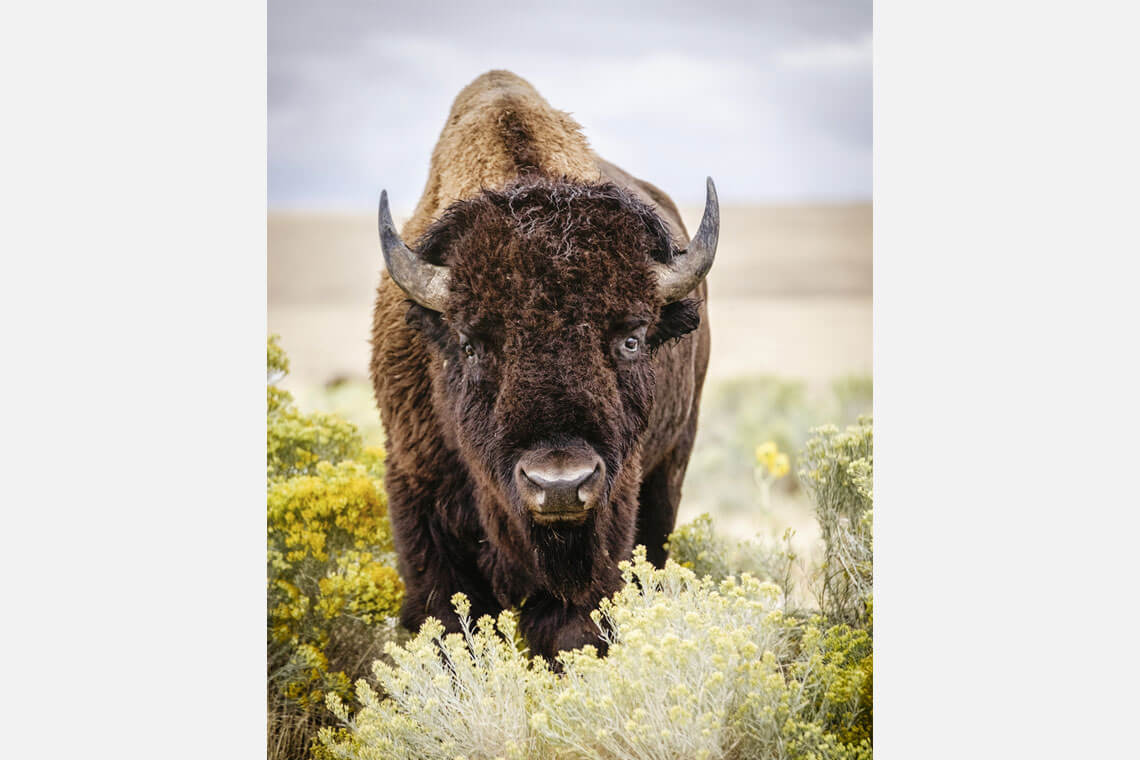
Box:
[370,71,711,663]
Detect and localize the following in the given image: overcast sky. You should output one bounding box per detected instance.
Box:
[269,1,871,209]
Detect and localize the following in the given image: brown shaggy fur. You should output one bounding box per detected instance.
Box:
[370,71,711,662]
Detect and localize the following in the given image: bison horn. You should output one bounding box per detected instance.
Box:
[379,190,452,312]
[652,177,720,303]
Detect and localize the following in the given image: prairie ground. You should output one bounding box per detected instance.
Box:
[269,203,870,387]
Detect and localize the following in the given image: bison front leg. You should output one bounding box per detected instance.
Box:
[386,466,503,635]
[518,591,611,665]
[635,436,695,567]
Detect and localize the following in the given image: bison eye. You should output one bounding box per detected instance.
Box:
[616,327,647,360]
[457,332,478,362]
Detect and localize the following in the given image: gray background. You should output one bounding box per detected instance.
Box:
[269,0,872,209]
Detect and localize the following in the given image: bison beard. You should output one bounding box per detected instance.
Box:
[371,71,714,664]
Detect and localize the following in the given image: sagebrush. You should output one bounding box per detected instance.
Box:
[799,418,873,626]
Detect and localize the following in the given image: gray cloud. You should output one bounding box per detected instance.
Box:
[269,0,871,208]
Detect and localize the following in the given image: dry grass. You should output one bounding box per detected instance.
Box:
[269,687,331,760]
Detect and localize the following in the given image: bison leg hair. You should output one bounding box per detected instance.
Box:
[399,561,503,636]
[518,589,613,666]
[386,466,504,634]
[634,418,699,567]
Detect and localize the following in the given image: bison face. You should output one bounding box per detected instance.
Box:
[385,178,717,543]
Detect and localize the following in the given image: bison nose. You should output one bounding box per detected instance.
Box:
[515,447,605,521]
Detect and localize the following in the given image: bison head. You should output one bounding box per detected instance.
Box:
[379,178,717,587]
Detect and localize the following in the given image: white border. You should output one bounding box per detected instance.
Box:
[5,1,1140,757]
[4,2,266,756]
[876,1,1140,756]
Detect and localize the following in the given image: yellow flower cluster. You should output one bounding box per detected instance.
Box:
[755,440,791,479]
[791,620,873,747]
[316,551,403,624]
[268,459,403,644]
[269,460,392,561]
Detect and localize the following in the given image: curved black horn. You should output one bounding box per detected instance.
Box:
[379,190,451,312]
[652,177,719,303]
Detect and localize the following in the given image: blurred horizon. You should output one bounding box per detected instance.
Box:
[269,0,871,211]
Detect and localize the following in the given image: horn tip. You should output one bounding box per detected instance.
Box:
[378,190,395,236]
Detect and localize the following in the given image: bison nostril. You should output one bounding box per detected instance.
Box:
[516,448,604,517]
[523,465,595,510]
[523,465,595,492]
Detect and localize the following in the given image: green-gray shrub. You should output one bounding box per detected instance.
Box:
[800,417,873,627]
[666,513,794,593]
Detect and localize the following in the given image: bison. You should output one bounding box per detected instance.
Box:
[370,70,718,661]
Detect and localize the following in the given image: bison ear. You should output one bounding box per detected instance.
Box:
[405,302,450,348]
[647,298,701,350]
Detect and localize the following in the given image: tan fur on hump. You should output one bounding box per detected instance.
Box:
[401,70,601,243]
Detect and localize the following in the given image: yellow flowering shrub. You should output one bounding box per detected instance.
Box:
[267,337,404,760]
[752,439,792,511]
[755,440,791,479]
[268,460,402,648]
